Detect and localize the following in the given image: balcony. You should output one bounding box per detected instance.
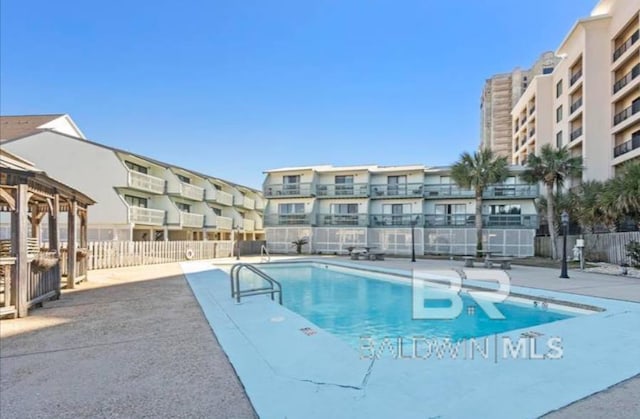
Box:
[238,195,255,210]
[570,98,583,114]
[255,217,264,230]
[484,214,538,228]
[370,214,422,227]
[316,183,369,198]
[264,213,312,226]
[180,212,204,228]
[424,214,538,228]
[316,213,369,227]
[370,183,423,198]
[127,171,165,194]
[425,214,474,228]
[570,69,582,86]
[570,127,583,141]
[170,182,204,201]
[613,64,640,94]
[613,30,639,62]
[243,218,256,231]
[129,207,165,226]
[614,135,640,158]
[215,215,233,230]
[424,184,474,198]
[613,101,640,126]
[255,199,265,211]
[264,183,314,198]
[483,184,539,199]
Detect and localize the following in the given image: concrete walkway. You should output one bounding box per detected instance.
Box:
[1,256,638,418]
[0,263,256,419]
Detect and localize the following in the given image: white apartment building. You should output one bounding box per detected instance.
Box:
[512,0,640,183]
[0,118,264,242]
[262,165,538,256]
[480,52,561,158]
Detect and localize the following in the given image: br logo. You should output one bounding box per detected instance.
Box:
[412,269,511,320]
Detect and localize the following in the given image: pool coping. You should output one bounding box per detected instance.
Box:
[182,259,640,419]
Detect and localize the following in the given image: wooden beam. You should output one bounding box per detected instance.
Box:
[67,200,78,289]
[0,188,15,211]
[14,184,29,317]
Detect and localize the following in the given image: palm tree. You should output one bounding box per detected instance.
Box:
[597,162,640,230]
[450,148,509,255]
[522,145,583,259]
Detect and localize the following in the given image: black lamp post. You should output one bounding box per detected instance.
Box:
[410,216,419,263]
[560,210,569,279]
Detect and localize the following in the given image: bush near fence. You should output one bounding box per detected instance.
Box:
[535,232,640,264]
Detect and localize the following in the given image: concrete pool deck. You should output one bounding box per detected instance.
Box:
[1,256,639,418]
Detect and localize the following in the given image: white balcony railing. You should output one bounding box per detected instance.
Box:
[180,212,204,228]
[179,182,204,201]
[128,171,165,194]
[243,218,256,231]
[240,196,256,210]
[216,216,233,230]
[216,190,233,206]
[129,206,165,226]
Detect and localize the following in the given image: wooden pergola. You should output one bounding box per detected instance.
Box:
[0,150,94,318]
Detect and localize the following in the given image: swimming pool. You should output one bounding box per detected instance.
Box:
[255,262,575,348]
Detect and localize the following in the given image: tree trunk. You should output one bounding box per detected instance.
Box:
[476,191,483,257]
[546,183,559,260]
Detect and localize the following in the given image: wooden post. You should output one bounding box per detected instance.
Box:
[80,210,88,280]
[49,194,61,298]
[14,184,29,317]
[31,206,40,243]
[67,200,77,289]
[49,194,60,254]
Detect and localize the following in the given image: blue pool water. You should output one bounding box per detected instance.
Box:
[255,263,573,348]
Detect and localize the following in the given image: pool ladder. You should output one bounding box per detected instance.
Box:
[260,244,271,263]
[230,263,282,305]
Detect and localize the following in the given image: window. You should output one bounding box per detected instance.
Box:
[556,80,563,98]
[485,204,521,215]
[176,174,190,184]
[125,161,148,174]
[435,204,467,225]
[283,175,301,194]
[176,202,191,212]
[542,67,553,75]
[331,203,358,214]
[335,175,354,195]
[124,195,147,208]
[439,176,451,184]
[556,105,563,122]
[283,175,300,184]
[388,175,407,185]
[212,207,222,216]
[213,184,222,191]
[278,203,305,214]
[556,131,563,148]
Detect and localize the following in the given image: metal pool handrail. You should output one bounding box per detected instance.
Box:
[260,245,271,262]
[230,263,282,304]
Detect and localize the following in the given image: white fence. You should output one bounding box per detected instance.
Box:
[535,231,640,264]
[85,240,233,270]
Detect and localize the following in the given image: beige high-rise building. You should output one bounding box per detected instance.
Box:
[480,52,560,157]
[512,0,639,184]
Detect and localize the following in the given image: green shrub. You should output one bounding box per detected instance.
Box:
[625,240,640,268]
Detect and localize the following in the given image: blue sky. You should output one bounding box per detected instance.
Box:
[1,0,594,188]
